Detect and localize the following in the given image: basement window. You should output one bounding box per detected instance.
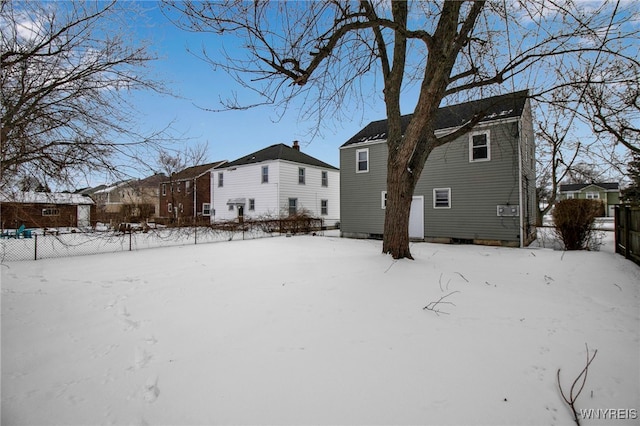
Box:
[433,188,451,209]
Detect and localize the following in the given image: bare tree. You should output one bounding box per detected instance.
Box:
[532,0,639,217]
[535,112,582,225]
[0,1,169,191]
[155,142,209,222]
[164,0,638,259]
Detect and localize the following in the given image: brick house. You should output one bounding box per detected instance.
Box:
[158,161,227,224]
[0,191,96,230]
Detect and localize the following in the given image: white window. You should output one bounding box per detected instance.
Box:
[566,193,575,199]
[249,199,255,211]
[433,188,451,209]
[321,199,328,215]
[177,181,181,192]
[356,148,369,173]
[586,192,599,199]
[262,166,269,183]
[321,171,328,187]
[167,203,172,213]
[381,191,387,209]
[288,198,297,216]
[186,181,190,190]
[218,172,223,187]
[298,167,305,184]
[162,183,166,196]
[469,131,490,162]
[202,203,211,216]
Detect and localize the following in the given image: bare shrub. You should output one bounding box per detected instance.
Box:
[552,199,603,250]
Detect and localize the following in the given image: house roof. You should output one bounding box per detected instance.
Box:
[92,179,136,194]
[223,143,338,170]
[165,160,227,182]
[341,90,529,147]
[134,173,167,188]
[0,191,95,205]
[559,182,620,192]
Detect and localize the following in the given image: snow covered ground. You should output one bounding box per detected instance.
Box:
[2,231,638,425]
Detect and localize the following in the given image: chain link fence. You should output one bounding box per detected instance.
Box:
[1,216,327,262]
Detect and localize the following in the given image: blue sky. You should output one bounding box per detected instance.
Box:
[116,1,636,182]
[126,3,392,173]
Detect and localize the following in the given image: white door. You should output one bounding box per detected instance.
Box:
[409,196,424,239]
[77,205,91,228]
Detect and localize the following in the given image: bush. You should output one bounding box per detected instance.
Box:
[552,199,603,250]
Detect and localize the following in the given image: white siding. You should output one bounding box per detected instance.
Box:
[211,160,340,226]
[278,161,340,225]
[211,161,281,221]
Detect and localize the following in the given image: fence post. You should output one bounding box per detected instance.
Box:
[34,233,38,261]
[195,226,197,245]
[624,205,631,260]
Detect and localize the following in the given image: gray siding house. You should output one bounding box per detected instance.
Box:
[340,90,537,247]
[558,182,620,217]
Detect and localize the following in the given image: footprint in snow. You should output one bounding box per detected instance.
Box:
[133,347,152,370]
[143,376,160,403]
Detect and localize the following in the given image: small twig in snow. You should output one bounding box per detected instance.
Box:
[455,272,469,282]
[438,273,451,292]
[423,291,460,316]
[557,343,598,426]
[613,283,622,291]
[384,260,397,273]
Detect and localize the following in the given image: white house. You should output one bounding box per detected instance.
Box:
[211,142,340,226]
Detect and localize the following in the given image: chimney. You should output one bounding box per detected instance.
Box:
[292,140,300,151]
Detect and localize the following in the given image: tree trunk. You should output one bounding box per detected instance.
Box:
[382,148,418,259]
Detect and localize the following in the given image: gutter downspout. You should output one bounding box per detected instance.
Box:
[517,119,524,248]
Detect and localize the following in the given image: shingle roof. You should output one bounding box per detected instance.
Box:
[341,90,529,147]
[223,143,338,170]
[166,160,227,182]
[559,182,619,192]
[0,191,95,205]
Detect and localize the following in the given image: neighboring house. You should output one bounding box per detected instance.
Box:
[89,179,135,219]
[211,141,340,226]
[159,161,227,223]
[0,191,96,229]
[558,182,620,217]
[88,174,167,223]
[340,90,537,247]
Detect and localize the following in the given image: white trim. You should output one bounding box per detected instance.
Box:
[517,119,524,248]
[356,148,369,173]
[469,130,491,162]
[381,191,387,209]
[433,188,451,209]
[434,116,519,136]
[339,138,386,150]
